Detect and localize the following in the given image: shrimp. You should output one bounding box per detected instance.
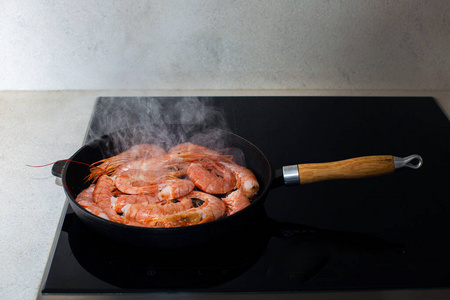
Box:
[187,160,236,194]
[78,142,260,228]
[114,170,195,200]
[168,142,222,156]
[88,144,166,181]
[92,175,128,224]
[111,193,159,213]
[113,170,162,194]
[142,191,226,227]
[221,161,259,199]
[75,184,109,220]
[123,197,194,225]
[157,179,195,200]
[222,189,251,216]
[168,142,234,166]
[113,153,190,178]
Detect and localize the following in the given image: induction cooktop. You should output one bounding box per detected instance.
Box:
[39,96,450,299]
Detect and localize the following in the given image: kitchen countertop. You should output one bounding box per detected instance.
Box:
[1,90,449,300]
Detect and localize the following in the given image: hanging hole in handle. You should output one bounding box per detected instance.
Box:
[393,155,423,169]
[404,154,423,169]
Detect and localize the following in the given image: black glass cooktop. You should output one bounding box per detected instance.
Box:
[39,96,450,299]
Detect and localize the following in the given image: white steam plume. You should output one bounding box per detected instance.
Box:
[87,97,245,164]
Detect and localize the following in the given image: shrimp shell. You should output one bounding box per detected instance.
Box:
[113,170,161,194]
[75,184,109,220]
[143,191,226,228]
[123,197,194,225]
[187,160,236,194]
[113,154,189,178]
[222,189,251,216]
[112,193,159,213]
[220,161,260,199]
[88,144,166,181]
[93,175,128,224]
[168,142,223,157]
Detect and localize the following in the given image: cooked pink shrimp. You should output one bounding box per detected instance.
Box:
[88,144,166,181]
[80,142,260,228]
[113,153,189,178]
[113,170,162,194]
[143,191,226,227]
[113,166,194,199]
[168,142,222,156]
[123,197,194,225]
[111,193,159,213]
[222,189,251,216]
[92,175,128,224]
[187,160,236,194]
[168,142,235,167]
[157,179,195,200]
[75,184,110,220]
[221,161,259,199]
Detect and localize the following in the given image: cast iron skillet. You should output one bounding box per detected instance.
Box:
[52,126,422,248]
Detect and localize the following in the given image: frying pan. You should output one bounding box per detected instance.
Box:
[52,126,423,248]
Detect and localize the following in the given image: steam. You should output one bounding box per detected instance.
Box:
[88,97,245,165]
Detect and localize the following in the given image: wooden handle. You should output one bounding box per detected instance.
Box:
[298,155,395,184]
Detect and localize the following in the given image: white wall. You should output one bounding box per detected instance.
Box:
[1,0,449,91]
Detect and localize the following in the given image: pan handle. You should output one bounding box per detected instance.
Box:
[282,155,423,185]
[52,160,68,178]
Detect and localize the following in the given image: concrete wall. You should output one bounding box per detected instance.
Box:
[1,0,449,90]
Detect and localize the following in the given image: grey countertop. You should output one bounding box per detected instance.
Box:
[1,90,449,300]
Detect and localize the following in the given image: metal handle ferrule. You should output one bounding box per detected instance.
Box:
[283,165,300,185]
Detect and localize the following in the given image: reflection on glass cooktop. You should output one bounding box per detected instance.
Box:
[47,205,405,293]
[40,96,450,298]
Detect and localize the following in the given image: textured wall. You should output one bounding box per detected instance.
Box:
[1,0,449,90]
